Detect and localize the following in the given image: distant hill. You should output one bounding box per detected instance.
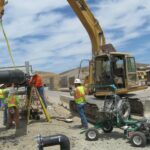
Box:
[136,63,150,69]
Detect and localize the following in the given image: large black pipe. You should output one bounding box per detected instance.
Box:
[0,69,26,84]
[37,134,70,150]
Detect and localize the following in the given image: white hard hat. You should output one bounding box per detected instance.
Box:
[74,78,82,84]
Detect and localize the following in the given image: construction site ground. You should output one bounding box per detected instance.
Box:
[0,89,150,150]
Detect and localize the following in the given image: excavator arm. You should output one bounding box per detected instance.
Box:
[67,0,106,57]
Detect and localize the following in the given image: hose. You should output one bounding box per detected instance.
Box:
[36,134,70,150]
[0,19,16,67]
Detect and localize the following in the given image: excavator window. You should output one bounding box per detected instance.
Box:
[127,57,136,72]
[112,55,126,88]
[126,57,137,86]
[95,56,112,84]
[112,56,124,76]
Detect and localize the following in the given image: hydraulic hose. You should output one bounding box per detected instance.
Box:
[36,134,70,150]
[0,19,16,67]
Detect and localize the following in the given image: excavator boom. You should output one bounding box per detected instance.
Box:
[67,0,105,57]
[0,0,7,18]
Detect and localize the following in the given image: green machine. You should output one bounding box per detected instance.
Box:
[85,85,150,147]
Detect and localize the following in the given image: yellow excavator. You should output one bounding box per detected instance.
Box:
[67,0,147,97]
[1,0,148,121]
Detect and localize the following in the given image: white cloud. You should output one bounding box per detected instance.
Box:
[0,0,149,73]
[5,0,68,18]
[94,0,150,45]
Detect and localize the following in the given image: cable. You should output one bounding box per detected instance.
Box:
[0,19,16,68]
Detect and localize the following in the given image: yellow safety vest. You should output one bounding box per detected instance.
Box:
[75,86,86,104]
[7,95,19,108]
[0,89,5,99]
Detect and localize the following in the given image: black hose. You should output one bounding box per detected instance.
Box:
[37,134,70,150]
[0,69,26,84]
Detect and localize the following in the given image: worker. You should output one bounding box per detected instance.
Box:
[74,78,88,129]
[0,86,4,108]
[7,88,20,129]
[30,72,47,108]
[0,85,9,125]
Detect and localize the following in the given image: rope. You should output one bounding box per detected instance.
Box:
[0,19,16,67]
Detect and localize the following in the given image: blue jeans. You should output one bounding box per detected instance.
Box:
[76,103,88,128]
[0,99,4,108]
[37,87,47,108]
[3,104,8,125]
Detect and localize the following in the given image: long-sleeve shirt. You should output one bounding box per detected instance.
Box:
[30,75,43,88]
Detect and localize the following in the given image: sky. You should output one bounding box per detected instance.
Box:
[0,0,150,73]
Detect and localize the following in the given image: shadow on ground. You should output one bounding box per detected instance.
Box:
[98,131,125,141]
[15,117,28,137]
[28,118,47,125]
[0,117,28,139]
[69,125,83,129]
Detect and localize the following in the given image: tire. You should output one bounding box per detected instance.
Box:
[102,121,113,133]
[85,128,99,141]
[131,132,147,147]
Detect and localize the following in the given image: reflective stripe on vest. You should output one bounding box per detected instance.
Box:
[75,86,86,104]
[8,95,17,107]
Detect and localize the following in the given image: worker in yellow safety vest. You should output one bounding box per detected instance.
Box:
[7,89,20,129]
[0,87,9,125]
[74,78,88,129]
[0,87,6,107]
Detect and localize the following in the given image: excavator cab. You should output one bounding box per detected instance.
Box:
[94,53,138,96]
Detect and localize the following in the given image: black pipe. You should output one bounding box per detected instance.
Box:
[0,69,26,84]
[37,134,70,150]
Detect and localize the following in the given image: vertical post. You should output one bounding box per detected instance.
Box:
[25,61,30,74]
[27,87,33,124]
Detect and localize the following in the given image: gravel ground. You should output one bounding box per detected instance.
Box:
[0,90,150,150]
